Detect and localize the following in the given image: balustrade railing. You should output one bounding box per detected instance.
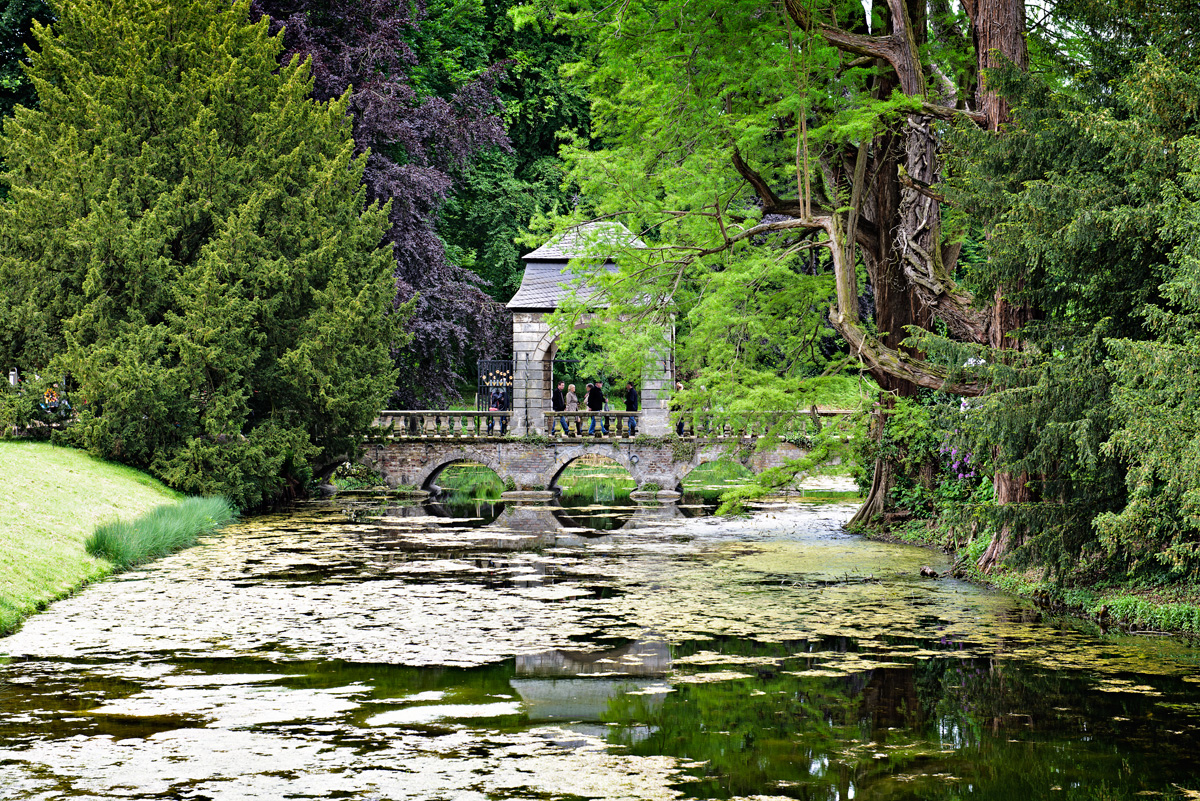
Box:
[373,410,511,438]
[542,411,641,437]
[370,409,856,440]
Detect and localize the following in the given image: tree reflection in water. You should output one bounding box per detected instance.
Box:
[597,637,1200,800]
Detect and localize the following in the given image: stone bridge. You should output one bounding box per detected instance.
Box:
[359,410,848,493]
[361,436,811,493]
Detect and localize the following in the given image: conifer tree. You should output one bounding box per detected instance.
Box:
[0,0,404,507]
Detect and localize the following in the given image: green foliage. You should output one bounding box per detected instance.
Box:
[330,462,387,492]
[670,439,697,463]
[0,0,52,119]
[0,0,407,507]
[554,459,634,501]
[1100,342,1200,578]
[85,495,236,570]
[406,0,591,302]
[527,0,885,409]
[434,462,505,499]
[716,417,861,514]
[938,8,1200,584]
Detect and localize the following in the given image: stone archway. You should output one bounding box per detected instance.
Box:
[412,450,508,490]
[545,446,640,489]
[505,223,673,436]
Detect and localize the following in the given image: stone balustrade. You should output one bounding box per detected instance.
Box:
[372,409,857,441]
[374,410,511,438]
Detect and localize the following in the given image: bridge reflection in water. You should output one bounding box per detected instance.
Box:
[512,639,672,743]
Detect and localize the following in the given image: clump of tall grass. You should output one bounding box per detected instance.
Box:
[436,463,505,499]
[682,459,754,490]
[556,461,636,502]
[85,496,236,569]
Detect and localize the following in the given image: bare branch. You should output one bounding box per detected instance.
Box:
[897,167,946,202]
[731,147,781,208]
[920,101,986,124]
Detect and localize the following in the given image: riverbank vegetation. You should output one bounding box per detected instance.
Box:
[0,442,183,635]
[86,496,236,571]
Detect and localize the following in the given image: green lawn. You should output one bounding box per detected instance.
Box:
[0,441,182,636]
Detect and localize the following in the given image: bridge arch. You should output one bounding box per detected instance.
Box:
[679,455,755,491]
[412,450,508,491]
[545,446,639,490]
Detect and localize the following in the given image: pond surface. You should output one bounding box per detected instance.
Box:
[2,495,1200,800]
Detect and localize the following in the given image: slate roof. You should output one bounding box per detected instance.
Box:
[507,222,646,311]
[506,260,616,311]
[520,221,647,262]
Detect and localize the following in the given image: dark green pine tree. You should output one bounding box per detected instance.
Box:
[0,0,404,507]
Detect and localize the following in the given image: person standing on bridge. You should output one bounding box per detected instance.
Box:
[552,381,569,436]
[624,381,639,436]
[487,387,508,435]
[565,383,580,436]
[673,381,685,436]
[586,380,607,436]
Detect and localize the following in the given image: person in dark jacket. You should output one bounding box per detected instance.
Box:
[551,381,568,435]
[624,381,639,435]
[586,380,607,435]
[487,387,508,435]
[673,380,685,435]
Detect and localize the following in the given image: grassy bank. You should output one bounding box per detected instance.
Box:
[871,519,1200,635]
[0,441,220,636]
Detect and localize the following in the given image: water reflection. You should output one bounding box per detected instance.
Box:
[513,639,672,725]
[3,497,1200,800]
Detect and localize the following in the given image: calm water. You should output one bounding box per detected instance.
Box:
[2,494,1199,800]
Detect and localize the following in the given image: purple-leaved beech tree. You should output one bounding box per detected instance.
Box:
[252,0,511,406]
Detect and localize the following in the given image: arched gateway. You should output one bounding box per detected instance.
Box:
[505,222,673,435]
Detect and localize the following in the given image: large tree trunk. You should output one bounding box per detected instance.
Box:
[962,0,1028,132]
[977,469,1032,569]
[849,395,896,528]
[968,0,1033,571]
[781,0,1029,543]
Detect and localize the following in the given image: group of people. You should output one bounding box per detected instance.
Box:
[481,378,643,437]
[551,378,638,436]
